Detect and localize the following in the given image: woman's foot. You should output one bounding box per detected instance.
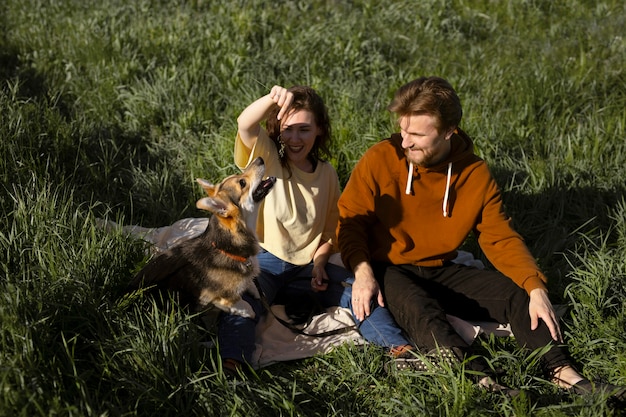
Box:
[389,344,414,358]
[222,358,244,379]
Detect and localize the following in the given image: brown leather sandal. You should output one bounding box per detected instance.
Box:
[222,358,244,379]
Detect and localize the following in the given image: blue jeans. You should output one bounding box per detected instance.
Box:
[218,250,409,364]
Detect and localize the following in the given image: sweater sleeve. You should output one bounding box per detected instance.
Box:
[234,129,275,171]
[475,175,548,294]
[337,153,377,272]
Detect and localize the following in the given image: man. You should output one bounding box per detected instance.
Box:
[337,76,624,401]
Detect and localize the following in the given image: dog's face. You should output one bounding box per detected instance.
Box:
[195,157,276,231]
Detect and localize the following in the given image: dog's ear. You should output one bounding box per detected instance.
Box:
[196,178,216,195]
[195,178,239,218]
[196,178,229,217]
[196,196,230,217]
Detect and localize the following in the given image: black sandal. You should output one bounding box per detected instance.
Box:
[569,379,626,409]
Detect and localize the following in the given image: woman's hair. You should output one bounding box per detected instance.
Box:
[387,76,462,133]
[265,85,332,167]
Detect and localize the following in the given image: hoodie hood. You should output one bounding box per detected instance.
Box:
[399,128,475,216]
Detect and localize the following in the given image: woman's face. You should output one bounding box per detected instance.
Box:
[280,109,321,172]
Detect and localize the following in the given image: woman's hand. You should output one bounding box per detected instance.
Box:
[311,263,329,292]
[269,85,293,120]
[237,85,293,150]
[311,241,332,292]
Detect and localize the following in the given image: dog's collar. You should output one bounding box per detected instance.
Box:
[211,241,249,264]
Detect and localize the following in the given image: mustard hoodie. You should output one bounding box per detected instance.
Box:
[337,129,547,294]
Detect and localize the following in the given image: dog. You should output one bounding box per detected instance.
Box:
[127,156,275,317]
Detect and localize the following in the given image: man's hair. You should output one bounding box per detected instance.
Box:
[387,76,462,133]
[265,85,332,165]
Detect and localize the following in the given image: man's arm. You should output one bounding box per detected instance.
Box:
[350,261,385,321]
[337,154,382,320]
[474,169,560,340]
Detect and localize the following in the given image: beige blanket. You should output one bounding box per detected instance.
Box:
[104,217,514,368]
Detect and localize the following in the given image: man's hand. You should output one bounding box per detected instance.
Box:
[351,262,384,321]
[529,288,562,343]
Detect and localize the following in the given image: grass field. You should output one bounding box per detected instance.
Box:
[1,0,625,415]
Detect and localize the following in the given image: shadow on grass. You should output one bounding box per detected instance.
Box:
[1,48,199,226]
[462,166,626,302]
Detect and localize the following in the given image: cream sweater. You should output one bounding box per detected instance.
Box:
[234,129,340,265]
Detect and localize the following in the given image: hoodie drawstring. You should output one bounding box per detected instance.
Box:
[443,162,452,217]
[406,161,453,217]
[405,162,414,195]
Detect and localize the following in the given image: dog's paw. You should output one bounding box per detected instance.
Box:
[229,299,256,318]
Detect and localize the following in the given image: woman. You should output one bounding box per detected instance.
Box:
[218,85,410,374]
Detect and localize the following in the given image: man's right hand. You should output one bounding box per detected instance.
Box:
[351,261,384,321]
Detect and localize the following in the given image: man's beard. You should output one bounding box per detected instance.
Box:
[405,148,437,168]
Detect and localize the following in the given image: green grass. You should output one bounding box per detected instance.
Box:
[1,0,625,415]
